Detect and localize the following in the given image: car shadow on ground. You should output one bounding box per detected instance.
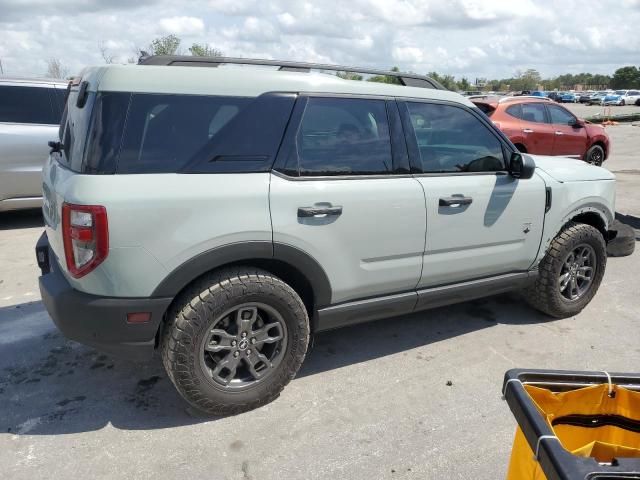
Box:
[0,293,551,436]
[0,209,44,230]
[615,212,640,240]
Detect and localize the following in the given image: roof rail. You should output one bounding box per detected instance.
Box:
[138,55,446,90]
[498,95,554,103]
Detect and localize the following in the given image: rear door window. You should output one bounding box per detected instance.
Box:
[0,85,57,124]
[520,103,547,124]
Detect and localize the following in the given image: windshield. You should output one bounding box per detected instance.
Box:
[614,90,626,95]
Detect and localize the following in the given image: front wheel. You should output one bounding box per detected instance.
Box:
[523,222,606,318]
[585,144,605,166]
[161,267,310,415]
[620,100,625,106]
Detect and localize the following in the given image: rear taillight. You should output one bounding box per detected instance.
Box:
[62,203,108,278]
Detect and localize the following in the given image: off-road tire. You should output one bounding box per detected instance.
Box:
[161,267,310,416]
[524,222,606,318]
[606,220,636,257]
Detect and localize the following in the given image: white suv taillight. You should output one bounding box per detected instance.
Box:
[62,203,109,278]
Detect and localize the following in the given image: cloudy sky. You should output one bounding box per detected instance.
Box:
[1,0,639,80]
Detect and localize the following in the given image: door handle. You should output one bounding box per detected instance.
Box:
[555,131,564,136]
[439,196,473,207]
[522,128,534,133]
[297,205,343,218]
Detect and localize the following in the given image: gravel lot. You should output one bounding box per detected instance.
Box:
[1,125,638,480]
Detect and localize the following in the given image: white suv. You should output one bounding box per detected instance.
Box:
[37,57,616,415]
[0,77,67,212]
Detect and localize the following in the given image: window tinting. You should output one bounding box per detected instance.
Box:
[547,105,576,125]
[117,94,252,173]
[60,90,96,171]
[294,97,394,176]
[506,104,523,120]
[521,103,547,124]
[0,85,57,124]
[406,102,505,173]
[52,87,68,121]
[84,92,131,173]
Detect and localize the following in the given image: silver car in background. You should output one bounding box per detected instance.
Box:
[0,77,67,212]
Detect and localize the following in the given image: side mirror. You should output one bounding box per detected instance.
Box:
[570,118,584,128]
[509,152,535,180]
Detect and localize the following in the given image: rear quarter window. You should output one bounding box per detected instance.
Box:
[505,104,523,120]
[83,92,295,174]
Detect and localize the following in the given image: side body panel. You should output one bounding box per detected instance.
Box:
[415,173,547,287]
[42,155,272,297]
[531,170,616,267]
[520,119,555,155]
[551,124,588,158]
[270,173,426,304]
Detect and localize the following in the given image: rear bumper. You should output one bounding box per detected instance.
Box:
[37,232,172,361]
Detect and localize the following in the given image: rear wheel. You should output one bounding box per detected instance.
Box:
[161,267,310,415]
[585,144,604,166]
[524,222,606,318]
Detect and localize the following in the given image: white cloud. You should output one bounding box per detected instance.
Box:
[0,0,638,80]
[159,16,204,35]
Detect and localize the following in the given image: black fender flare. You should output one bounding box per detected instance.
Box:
[151,241,332,308]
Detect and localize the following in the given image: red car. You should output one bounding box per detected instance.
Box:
[471,96,610,165]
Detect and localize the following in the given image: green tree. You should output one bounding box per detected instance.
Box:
[336,71,363,81]
[611,66,640,89]
[150,34,181,56]
[368,66,402,85]
[189,43,224,57]
[427,71,457,91]
[458,77,471,91]
[515,68,541,90]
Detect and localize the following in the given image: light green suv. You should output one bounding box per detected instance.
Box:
[37,56,616,415]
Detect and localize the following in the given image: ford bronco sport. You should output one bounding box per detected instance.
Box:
[37,57,616,415]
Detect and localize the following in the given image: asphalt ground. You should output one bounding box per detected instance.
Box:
[0,124,638,479]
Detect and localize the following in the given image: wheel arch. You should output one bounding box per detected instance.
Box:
[152,241,332,315]
[569,210,608,239]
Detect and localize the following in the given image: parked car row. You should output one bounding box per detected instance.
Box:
[471,96,610,165]
[523,89,640,106]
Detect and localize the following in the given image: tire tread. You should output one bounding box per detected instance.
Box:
[524,222,606,318]
[161,267,309,416]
